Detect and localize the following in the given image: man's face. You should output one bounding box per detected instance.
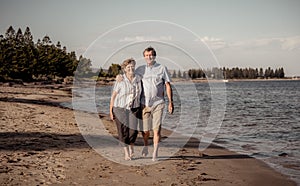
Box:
[144,50,156,65]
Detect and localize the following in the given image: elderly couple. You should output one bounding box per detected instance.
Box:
[109,47,174,161]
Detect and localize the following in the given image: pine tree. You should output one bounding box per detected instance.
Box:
[0,26,82,81]
[182,71,187,79]
[172,70,177,78]
[177,70,182,78]
[259,68,264,78]
[24,27,33,45]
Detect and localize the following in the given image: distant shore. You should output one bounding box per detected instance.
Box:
[96,77,300,85]
[0,84,296,185]
[1,76,299,89]
[172,77,300,83]
[94,77,300,86]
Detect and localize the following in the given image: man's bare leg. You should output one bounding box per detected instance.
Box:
[141,131,150,157]
[152,130,160,161]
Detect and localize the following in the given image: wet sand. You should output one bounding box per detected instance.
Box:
[0,84,296,185]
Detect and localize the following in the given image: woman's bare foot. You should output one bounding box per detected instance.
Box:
[124,155,131,161]
[129,145,134,158]
[124,146,131,160]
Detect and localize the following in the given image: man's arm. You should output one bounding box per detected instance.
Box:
[116,74,123,82]
[165,82,174,114]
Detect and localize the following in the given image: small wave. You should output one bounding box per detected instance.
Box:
[243,123,257,127]
[241,144,257,151]
[212,139,228,144]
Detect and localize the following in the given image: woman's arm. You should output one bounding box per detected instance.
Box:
[109,91,118,120]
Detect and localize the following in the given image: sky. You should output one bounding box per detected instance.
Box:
[1,0,300,76]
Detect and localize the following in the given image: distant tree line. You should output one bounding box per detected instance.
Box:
[171,67,285,79]
[0,24,121,82]
[0,26,92,82]
[97,64,121,78]
[99,65,285,80]
[0,26,286,82]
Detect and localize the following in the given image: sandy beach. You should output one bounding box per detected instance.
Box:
[0,84,296,186]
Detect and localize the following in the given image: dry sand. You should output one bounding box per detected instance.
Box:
[0,84,296,185]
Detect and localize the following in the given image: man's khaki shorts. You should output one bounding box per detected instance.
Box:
[140,103,165,132]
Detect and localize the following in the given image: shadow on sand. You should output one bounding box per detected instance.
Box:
[0,92,252,161]
[0,131,253,160]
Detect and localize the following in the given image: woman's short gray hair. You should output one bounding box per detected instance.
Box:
[121,58,136,70]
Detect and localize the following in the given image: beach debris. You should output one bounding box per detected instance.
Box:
[278,152,288,157]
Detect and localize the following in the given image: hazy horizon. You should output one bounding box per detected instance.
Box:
[1,0,299,76]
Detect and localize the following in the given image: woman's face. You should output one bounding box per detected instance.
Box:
[124,63,135,75]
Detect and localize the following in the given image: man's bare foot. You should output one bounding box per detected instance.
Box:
[141,146,148,157]
[152,152,158,161]
[152,144,158,161]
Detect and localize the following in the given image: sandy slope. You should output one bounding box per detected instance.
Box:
[0,85,296,186]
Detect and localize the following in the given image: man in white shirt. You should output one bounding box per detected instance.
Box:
[136,47,174,161]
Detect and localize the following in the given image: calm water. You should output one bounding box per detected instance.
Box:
[66,80,300,184]
[207,80,300,184]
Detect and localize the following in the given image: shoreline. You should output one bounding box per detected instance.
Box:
[2,76,297,88]
[0,84,296,185]
[94,77,300,86]
[172,77,300,83]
